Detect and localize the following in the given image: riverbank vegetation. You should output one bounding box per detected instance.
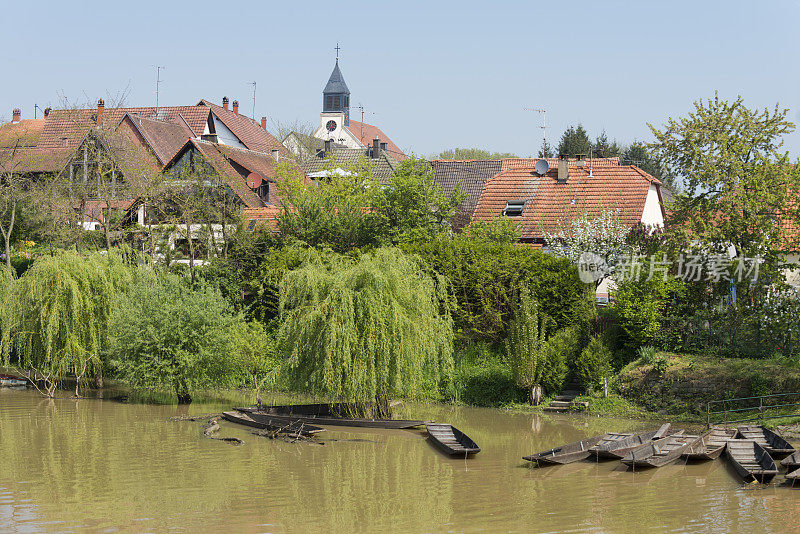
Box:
[1,96,800,419]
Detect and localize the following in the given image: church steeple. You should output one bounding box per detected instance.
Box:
[323,59,350,123]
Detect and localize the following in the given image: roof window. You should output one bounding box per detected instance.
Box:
[503,200,526,217]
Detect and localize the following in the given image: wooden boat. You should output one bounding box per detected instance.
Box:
[787,469,800,484]
[726,439,779,483]
[621,432,698,468]
[0,374,26,387]
[780,450,800,473]
[736,425,795,459]
[589,423,672,459]
[239,407,428,430]
[426,423,480,456]
[222,410,325,436]
[523,434,606,465]
[681,427,738,461]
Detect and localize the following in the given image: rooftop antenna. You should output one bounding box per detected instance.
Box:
[355,103,376,145]
[154,66,166,111]
[34,103,43,119]
[249,81,257,119]
[524,108,547,151]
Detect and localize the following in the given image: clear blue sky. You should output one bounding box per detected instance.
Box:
[3,0,799,158]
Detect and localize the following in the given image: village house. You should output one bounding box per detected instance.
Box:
[0,97,289,247]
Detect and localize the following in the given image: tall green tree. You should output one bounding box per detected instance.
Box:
[592,130,620,157]
[649,93,797,259]
[557,124,591,157]
[620,141,674,191]
[371,157,465,243]
[277,248,454,415]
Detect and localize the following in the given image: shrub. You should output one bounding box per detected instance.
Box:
[612,275,683,352]
[229,321,278,405]
[403,235,594,343]
[637,345,658,364]
[110,274,238,404]
[575,335,613,391]
[458,362,525,406]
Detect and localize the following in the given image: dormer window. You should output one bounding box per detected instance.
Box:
[503,200,526,217]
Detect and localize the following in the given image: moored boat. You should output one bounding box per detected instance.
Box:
[523,434,606,465]
[621,432,697,468]
[426,423,480,456]
[239,407,428,429]
[681,427,738,461]
[589,423,672,459]
[222,410,325,436]
[780,451,800,473]
[726,439,779,483]
[736,425,795,459]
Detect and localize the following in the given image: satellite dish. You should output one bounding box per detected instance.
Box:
[534,159,550,175]
[246,172,263,189]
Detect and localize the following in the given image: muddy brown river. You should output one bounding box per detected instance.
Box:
[1,388,798,532]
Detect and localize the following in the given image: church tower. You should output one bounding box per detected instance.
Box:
[322,59,350,125]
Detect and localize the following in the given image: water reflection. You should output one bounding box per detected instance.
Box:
[0,390,797,532]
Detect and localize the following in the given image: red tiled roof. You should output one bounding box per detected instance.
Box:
[215,144,277,180]
[118,114,194,165]
[0,119,45,148]
[344,119,406,160]
[199,100,288,156]
[242,206,282,231]
[472,158,662,240]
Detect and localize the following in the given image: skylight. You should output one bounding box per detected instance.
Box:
[503,200,526,217]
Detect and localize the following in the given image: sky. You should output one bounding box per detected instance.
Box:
[2,0,799,158]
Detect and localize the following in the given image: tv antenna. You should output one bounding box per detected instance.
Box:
[249,81,257,119]
[355,103,376,145]
[34,104,44,119]
[524,108,547,148]
[154,66,166,111]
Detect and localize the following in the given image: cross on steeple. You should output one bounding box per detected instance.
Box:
[335,42,341,60]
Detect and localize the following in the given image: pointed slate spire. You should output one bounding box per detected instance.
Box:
[323,60,350,95]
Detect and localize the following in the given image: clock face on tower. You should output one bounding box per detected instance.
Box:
[326,120,337,132]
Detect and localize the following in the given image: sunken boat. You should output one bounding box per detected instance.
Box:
[239,406,428,430]
[621,432,697,469]
[726,439,779,483]
[523,434,606,465]
[681,427,738,461]
[736,425,795,459]
[426,424,480,457]
[589,424,672,459]
[222,410,325,436]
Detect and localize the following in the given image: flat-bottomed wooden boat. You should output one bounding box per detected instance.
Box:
[222,411,325,436]
[681,427,738,461]
[589,423,672,459]
[239,407,428,429]
[523,434,606,465]
[726,439,779,483]
[736,425,795,459]
[426,424,480,456]
[621,432,697,468]
[780,450,800,473]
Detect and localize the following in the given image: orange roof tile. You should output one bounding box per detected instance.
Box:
[472,158,662,240]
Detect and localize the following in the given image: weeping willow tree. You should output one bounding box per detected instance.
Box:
[0,249,138,397]
[278,248,454,416]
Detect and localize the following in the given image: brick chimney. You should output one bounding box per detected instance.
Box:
[261,116,267,130]
[232,100,239,115]
[372,138,381,159]
[557,154,569,183]
[11,108,21,124]
[222,96,229,111]
[96,99,105,126]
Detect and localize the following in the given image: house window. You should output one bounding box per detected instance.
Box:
[344,96,349,107]
[326,96,333,109]
[503,200,526,217]
[334,96,340,109]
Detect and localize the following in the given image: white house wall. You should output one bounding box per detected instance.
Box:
[211,114,247,149]
[640,184,664,227]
